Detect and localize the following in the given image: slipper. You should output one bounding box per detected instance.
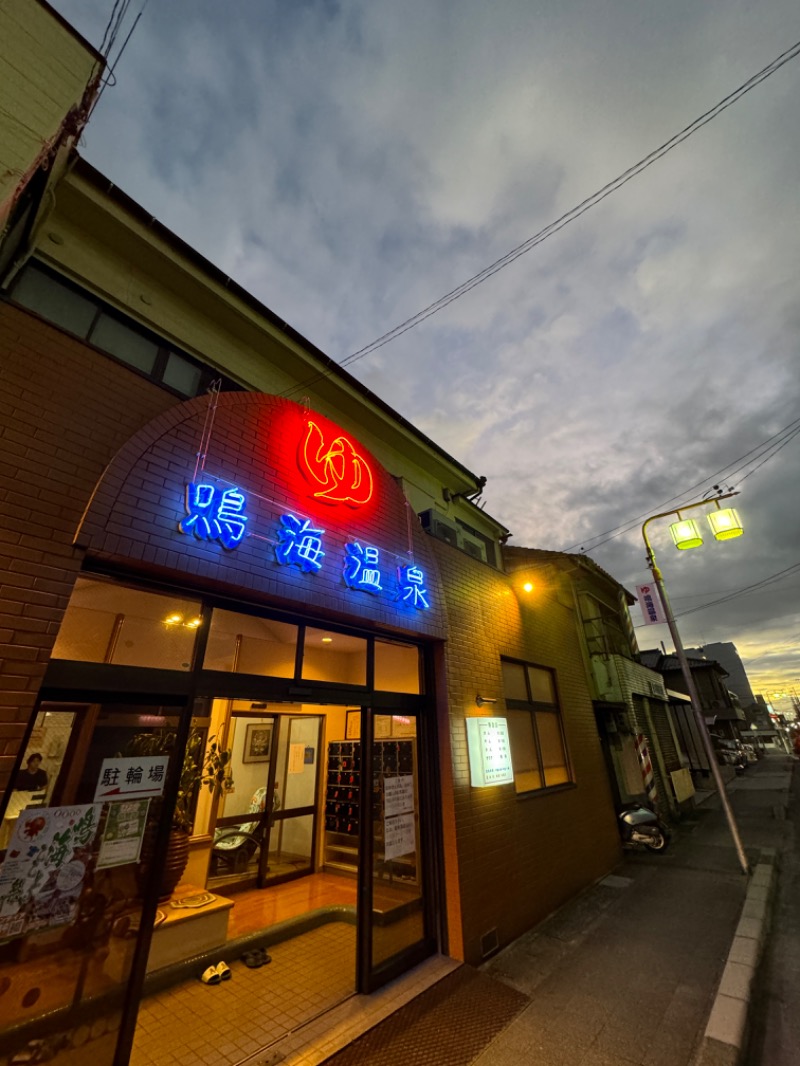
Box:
[200,965,221,985]
[242,948,271,968]
[215,961,232,981]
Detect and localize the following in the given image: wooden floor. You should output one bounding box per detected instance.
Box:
[225,872,357,939]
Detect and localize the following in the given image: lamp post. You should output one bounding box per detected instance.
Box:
[642,492,750,876]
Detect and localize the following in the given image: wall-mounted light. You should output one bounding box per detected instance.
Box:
[321,636,333,644]
[522,581,534,593]
[476,695,498,707]
[669,516,704,550]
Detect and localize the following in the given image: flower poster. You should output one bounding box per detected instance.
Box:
[0,804,102,940]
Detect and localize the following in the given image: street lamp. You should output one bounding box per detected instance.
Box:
[642,491,750,876]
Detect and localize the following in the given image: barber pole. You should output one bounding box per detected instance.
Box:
[635,733,658,804]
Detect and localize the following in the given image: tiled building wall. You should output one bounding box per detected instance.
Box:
[0,302,179,792]
[430,540,621,966]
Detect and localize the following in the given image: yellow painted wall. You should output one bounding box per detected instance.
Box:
[0,0,100,211]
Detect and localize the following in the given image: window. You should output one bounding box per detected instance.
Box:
[501,658,571,794]
[51,576,203,671]
[8,261,240,399]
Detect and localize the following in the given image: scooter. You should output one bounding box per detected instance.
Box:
[618,805,670,852]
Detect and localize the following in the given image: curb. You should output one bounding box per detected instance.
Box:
[693,849,778,1066]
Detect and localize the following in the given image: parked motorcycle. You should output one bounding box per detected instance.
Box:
[618,805,670,852]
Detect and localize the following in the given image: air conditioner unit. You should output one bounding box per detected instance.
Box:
[459,530,489,563]
[418,509,460,548]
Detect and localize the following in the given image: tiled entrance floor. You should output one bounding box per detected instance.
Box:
[132,922,356,1066]
[132,921,459,1066]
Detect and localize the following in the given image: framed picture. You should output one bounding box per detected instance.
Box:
[243,722,273,763]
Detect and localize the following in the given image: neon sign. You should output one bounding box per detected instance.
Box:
[343,542,383,595]
[298,420,374,507]
[275,514,326,573]
[178,472,429,610]
[179,483,248,549]
[397,565,430,610]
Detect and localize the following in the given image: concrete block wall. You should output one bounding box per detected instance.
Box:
[0,302,179,792]
[430,540,622,965]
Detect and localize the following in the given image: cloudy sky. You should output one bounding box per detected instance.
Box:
[52,0,800,708]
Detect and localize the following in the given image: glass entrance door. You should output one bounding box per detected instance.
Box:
[209,709,323,891]
[260,715,322,884]
[356,710,434,993]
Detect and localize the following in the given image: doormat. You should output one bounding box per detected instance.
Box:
[319,965,529,1066]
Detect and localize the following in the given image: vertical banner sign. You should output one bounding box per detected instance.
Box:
[635,734,658,804]
[636,583,668,625]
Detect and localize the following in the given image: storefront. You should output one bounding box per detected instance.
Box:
[0,392,447,1066]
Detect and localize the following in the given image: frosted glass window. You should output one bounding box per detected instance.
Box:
[163,352,203,396]
[527,667,556,704]
[12,266,97,335]
[90,314,159,373]
[501,660,527,701]
[501,658,571,794]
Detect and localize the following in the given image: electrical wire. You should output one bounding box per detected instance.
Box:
[632,561,800,628]
[561,414,800,553]
[278,38,800,403]
[675,563,800,619]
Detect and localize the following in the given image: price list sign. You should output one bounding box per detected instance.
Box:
[466,717,514,787]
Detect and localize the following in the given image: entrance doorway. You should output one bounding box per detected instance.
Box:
[207,705,324,892]
[0,573,441,1065]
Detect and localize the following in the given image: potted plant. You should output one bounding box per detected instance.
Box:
[126,728,233,900]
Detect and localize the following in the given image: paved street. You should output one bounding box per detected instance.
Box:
[471,752,793,1066]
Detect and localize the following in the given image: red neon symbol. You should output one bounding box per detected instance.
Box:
[299,420,374,506]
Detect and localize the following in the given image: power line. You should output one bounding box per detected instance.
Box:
[561,414,800,553]
[279,38,800,403]
[633,562,800,627]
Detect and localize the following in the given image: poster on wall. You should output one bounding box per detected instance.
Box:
[384,813,416,860]
[0,804,102,939]
[383,775,414,818]
[97,798,150,869]
[288,743,306,774]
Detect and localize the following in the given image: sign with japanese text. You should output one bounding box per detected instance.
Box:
[97,798,150,869]
[384,775,414,818]
[0,804,102,939]
[94,756,169,801]
[384,812,416,861]
[636,584,667,625]
[466,717,514,787]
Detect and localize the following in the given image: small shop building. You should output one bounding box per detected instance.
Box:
[0,10,622,1064]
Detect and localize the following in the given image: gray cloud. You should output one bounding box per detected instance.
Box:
[54,0,800,701]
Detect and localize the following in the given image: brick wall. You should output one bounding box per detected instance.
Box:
[0,302,179,792]
[431,539,621,965]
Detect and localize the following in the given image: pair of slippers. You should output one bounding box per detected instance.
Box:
[242,947,271,968]
[199,961,232,985]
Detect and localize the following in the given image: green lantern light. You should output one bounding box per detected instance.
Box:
[669,517,704,550]
[707,506,744,541]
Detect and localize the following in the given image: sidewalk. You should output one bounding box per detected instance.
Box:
[472,751,793,1066]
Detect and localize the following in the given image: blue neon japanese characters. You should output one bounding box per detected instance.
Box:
[343,542,383,595]
[179,482,248,549]
[275,513,326,573]
[398,565,430,610]
[179,486,429,609]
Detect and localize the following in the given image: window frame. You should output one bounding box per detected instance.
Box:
[501,656,574,796]
[6,260,242,400]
